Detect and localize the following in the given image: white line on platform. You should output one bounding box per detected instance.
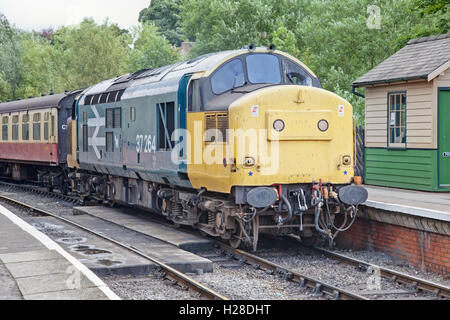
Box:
[365,200,450,222]
[0,203,120,300]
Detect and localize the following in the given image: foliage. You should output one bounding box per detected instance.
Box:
[0,13,23,101]
[50,18,131,90]
[128,22,180,73]
[139,0,186,46]
[180,0,303,57]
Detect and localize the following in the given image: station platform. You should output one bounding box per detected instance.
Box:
[0,204,119,300]
[364,185,450,222]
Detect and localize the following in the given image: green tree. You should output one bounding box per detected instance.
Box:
[16,32,58,98]
[139,0,186,46]
[0,13,23,101]
[51,18,131,90]
[180,0,304,57]
[127,22,180,72]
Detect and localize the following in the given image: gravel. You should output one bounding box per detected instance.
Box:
[257,246,445,300]
[331,248,450,287]
[103,274,200,300]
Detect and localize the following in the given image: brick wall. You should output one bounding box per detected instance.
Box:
[336,217,450,275]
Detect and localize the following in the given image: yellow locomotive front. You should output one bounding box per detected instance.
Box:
[186,48,367,249]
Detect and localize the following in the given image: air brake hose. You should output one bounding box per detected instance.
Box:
[314,205,331,237]
[277,195,293,225]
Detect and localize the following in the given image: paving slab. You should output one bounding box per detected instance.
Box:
[0,204,118,300]
[0,261,22,300]
[5,257,72,278]
[0,249,62,264]
[73,206,215,252]
[15,272,97,296]
[364,185,450,222]
[24,287,109,300]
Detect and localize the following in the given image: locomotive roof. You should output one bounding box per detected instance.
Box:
[80,48,317,103]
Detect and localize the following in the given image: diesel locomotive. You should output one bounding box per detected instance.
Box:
[0,46,368,250]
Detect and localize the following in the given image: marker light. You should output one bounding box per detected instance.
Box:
[318,119,329,132]
[273,119,285,132]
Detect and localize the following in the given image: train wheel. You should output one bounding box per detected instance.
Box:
[228,218,243,249]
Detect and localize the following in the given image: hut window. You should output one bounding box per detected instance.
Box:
[388,92,406,147]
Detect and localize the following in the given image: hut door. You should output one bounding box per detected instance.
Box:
[439,89,450,187]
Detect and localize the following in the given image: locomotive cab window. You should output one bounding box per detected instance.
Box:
[211,59,245,94]
[188,79,202,112]
[283,59,313,87]
[246,54,281,84]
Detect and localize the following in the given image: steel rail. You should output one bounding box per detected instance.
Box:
[215,242,369,300]
[0,194,228,301]
[0,180,80,203]
[311,246,450,299]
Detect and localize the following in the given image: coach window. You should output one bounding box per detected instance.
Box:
[2,116,8,141]
[22,114,30,141]
[33,113,41,141]
[44,112,49,141]
[12,116,19,141]
[51,114,55,139]
[211,59,245,94]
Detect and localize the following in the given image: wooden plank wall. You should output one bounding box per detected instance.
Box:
[364,80,435,149]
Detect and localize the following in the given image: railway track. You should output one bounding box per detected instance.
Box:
[310,245,450,299]
[1,180,448,300]
[0,193,228,301]
[211,242,368,300]
[0,180,80,204]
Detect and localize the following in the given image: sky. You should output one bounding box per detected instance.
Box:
[0,0,150,31]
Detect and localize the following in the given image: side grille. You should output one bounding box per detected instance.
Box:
[204,112,228,143]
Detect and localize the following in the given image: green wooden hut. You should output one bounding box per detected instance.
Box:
[352,33,450,192]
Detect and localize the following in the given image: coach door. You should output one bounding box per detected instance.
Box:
[438,89,450,188]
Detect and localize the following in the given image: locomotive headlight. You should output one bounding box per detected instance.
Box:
[342,155,351,165]
[273,119,285,132]
[318,119,329,132]
[244,157,256,167]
